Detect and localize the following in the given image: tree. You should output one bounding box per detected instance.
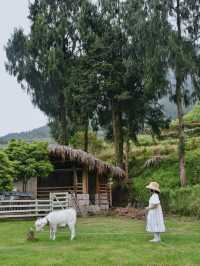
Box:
[169,0,200,186]
[87,0,169,168]
[69,55,100,152]
[5,0,172,173]
[69,131,104,155]
[5,140,53,192]
[145,0,200,186]
[5,0,83,144]
[80,0,129,166]
[0,150,14,191]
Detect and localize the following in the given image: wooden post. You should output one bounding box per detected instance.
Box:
[82,167,88,194]
[66,192,69,208]
[73,166,78,196]
[96,174,100,205]
[50,192,53,212]
[108,180,113,208]
[35,199,38,216]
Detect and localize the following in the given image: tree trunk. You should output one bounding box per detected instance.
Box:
[176,0,187,186]
[176,79,187,186]
[23,178,28,192]
[58,92,68,145]
[112,103,124,167]
[125,138,130,180]
[84,119,89,152]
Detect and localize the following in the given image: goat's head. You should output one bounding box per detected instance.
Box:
[35,217,47,232]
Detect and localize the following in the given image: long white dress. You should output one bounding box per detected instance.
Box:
[146,193,165,233]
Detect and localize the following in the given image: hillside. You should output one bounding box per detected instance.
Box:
[171,103,200,127]
[0,126,52,144]
[127,103,200,216]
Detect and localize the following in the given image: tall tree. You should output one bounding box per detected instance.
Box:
[156,0,200,185]
[86,0,128,167]
[5,0,83,144]
[93,0,169,167]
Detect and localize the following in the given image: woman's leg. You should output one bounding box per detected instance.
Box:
[149,233,156,242]
[155,232,161,241]
[149,232,160,242]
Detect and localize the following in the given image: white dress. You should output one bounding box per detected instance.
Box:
[146,193,165,233]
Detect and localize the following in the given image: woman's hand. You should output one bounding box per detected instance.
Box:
[147,204,159,210]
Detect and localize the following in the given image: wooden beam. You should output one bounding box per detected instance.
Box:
[82,167,88,193]
[54,168,82,172]
[73,166,78,195]
[96,174,100,194]
[96,174,100,205]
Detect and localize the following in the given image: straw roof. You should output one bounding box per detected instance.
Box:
[48,144,125,179]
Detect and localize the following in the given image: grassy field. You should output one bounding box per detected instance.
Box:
[0,216,200,266]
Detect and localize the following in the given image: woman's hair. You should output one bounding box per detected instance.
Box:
[150,189,160,194]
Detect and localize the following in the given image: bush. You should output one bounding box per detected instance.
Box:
[5,140,53,192]
[132,148,200,206]
[0,150,14,191]
[133,155,180,202]
[137,135,155,146]
[69,131,105,155]
[161,185,200,217]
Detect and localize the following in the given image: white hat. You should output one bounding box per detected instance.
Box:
[146,181,160,192]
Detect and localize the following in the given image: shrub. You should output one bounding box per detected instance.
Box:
[69,131,105,155]
[0,150,14,191]
[161,185,200,217]
[5,140,53,192]
[137,135,155,146]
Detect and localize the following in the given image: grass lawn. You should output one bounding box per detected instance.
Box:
[0,216,200,266]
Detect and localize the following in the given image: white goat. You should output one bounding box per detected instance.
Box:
[35,208,76,240]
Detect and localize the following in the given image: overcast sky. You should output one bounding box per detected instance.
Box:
[0,0,47,137]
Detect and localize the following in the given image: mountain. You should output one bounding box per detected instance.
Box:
[0,126,52,144]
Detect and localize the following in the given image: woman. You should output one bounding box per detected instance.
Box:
[145,181,165,242]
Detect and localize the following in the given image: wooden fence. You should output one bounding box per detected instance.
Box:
[0,192,71,219]
[37,183,83,199]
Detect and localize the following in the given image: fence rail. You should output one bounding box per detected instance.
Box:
[37,185,83,198]
[0,193,70,219]
[0,191,109,219]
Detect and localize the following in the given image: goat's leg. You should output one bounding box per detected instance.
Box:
[49,227,51,240]
[52,225,57,240]
[68,223,76,240]
[49,225,53,240]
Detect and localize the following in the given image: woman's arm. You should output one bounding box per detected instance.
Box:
[145,203,159,211]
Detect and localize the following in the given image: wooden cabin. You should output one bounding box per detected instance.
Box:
[14,144,125,211]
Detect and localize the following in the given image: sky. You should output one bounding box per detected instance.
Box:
[0,0,47,137]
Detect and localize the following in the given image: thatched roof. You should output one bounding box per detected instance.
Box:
[48,144,125,179]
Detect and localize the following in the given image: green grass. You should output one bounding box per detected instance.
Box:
[170,104,200,128]
[0,216,200,266]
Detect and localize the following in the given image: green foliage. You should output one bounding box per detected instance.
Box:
[133,148,200,206]
[69,131,105,156]
[183,104,200,123]
[171,104,200,128]
[5,140,53,191]
[0,150,14,191]
[136,135,154,146]
[5,0,171,164]
[161,185,200,218]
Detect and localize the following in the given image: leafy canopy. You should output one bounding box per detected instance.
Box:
[0,150,14,191]
[5,140,53,191]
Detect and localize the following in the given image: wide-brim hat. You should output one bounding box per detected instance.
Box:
[146,181,160,192]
